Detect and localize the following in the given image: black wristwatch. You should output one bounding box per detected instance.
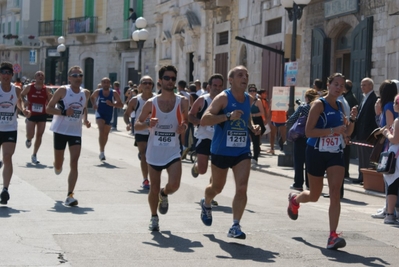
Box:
[226,112,231,121]
[349,117,356,123]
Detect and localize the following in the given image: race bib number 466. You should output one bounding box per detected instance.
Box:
[226,130,247,147]
[154,131,176,147]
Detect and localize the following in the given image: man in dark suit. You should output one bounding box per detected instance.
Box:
[352,78,378,183]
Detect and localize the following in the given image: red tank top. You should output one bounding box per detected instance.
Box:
[27,83,48,116]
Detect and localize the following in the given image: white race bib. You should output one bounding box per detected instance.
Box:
[226,130,247,147]
[319,135,342,153]
[154,131,176,147]
[67,110,82,122]
[0,112,13,124]
[32,103,43,113]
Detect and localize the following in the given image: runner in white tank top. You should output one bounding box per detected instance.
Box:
[135,65,189,232]
[46,66,91,207]
[0,61,26,205]
[123,76,155,190]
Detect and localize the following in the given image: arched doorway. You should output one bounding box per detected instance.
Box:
[334,27,353,78]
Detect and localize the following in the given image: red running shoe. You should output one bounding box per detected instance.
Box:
[287,192,300,220]
[327,232,346,250]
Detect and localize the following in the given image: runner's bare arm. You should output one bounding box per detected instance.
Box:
[124,97,137,128]
[200,93,228,126]
[46,87,68,115]
[134,99,153,131]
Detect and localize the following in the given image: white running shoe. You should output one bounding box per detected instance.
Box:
[25,140,31,148]
[53,162,62,175]
[65,193,78,206]
[31,154,40,164]
[99,152,106,161]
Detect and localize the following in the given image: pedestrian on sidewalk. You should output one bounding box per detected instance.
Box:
[287,73,358,250]
[0,61,27,204]
[286,88,318,191]
[124,76,155,189]
[21,71,52,164]
[199,65,261,239]
[135,65,189,232]
[90,77,123,161]
[46,66,92,206]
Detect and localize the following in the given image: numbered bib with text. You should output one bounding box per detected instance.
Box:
[154,131,176,147]
[0,112,13,124]
[32,103,43,113]
[67,110,82,122]
[226,130,247,147]
[319,135,342,153]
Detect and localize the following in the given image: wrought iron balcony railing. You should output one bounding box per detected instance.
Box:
[68,16,98,34]
[38,20,66,37]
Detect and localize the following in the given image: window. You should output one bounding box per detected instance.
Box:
[264,18,282,36]
[217,31,229,46]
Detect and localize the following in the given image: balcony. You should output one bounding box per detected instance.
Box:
[38,20,66,45]
[7,0,21,13]
[68,16,98,42]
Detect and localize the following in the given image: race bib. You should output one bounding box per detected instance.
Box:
[0,112,13,124]
[206,125,214,133]
[226,130,247,147]
[319,135,342,153]
[32,103,43,113]
[154,131,176,147]
[67,110,82,122]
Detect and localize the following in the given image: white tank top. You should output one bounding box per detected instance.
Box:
[134,93,155,135]
[50,86,86,137]
[146,95,183,166]
[194,94,214,141]
[0,84,18,131]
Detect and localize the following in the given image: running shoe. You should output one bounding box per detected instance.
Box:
[371,207,386,219]
[287,192,300,220]
[158,192,168,214]
[211,199,218,207]
[149,216,159,231]
[99,152,106,161]
[181,147,190,159]
[0,189,10,205]
[25,139,31,148]
[141,179,150,190]
[31,154,40,164]
[227,224,246,239]
[65,193,78,206]
[327,232,346,249]
[191,164,199,178]
[200,198,212,226]
[384,214,396,224]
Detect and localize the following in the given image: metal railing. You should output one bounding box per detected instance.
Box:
[68,16,98,34]
[38,20,66,37]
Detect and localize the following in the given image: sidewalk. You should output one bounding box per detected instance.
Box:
[92,110,385,199]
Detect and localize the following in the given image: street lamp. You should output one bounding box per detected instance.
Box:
[56,36,66,85]
[278,0,310,167]
[132,17,149,80]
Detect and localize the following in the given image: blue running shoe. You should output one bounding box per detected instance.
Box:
[141,179,150,190]
[227,224,246,239]
[200,198,212,226]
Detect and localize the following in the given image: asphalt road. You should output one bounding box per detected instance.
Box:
[0,115,398,266]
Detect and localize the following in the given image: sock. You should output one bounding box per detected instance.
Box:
[3,187,8,191]
[292,196,299,205]
[67,192,73,197]
[160,188,167,197]
[152,214,158,218]
[233,219,239,226]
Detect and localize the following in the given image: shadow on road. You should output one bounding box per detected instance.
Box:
[204,234,279,262]
[94,162,120,169]
[293,237,389,266]
[23,163,50,169]
[128,189,150,194]
[0,206,29,218]
[48,201,94,215]
[143,230,203,252]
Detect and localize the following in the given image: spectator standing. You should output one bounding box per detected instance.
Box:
[268,110,287,154]
[126,8,137,33]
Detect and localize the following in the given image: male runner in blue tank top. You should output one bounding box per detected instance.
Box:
[199,65,261,239]
[90,77,123,161]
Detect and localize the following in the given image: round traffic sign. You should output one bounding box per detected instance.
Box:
[13,63,21,73]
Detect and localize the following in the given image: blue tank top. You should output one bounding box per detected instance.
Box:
[381,102,398,127]
[97,89,114,115]
[211,89,251,156]
[307,97,344,148]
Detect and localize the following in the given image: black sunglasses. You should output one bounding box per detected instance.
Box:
[0,70,13,75]
[69,73,84,78]
[249,89,257,92]
[141,81,153,85]
[162,75,177,81]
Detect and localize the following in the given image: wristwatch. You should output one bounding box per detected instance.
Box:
[349,117,356,123]
[226,112,231,121]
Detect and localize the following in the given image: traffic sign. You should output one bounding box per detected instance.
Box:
[284,62,298,86]
[271,86,290,111]
[13,63,21,73]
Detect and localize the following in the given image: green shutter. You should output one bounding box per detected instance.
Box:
[136,0,143,17]
[8,22,11,33]
[16,21,19,35]
[54,0,64,36]
[85,0,94,17]
[123,0,130,39]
